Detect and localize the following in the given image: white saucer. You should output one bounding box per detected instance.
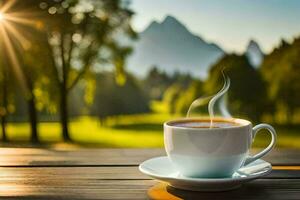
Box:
[139,156,272,191]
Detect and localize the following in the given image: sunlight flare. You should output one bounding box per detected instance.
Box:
[0,0,40,96]
[4,14,40,28]
[0,12,5,21]
[0,0,16,14]
[0,24,29,95]
[3,22,31,49]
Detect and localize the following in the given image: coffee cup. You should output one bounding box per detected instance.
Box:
[164,117,277,178]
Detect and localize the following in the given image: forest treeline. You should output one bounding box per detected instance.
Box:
[163,38,300,124]
[6,38,300,128]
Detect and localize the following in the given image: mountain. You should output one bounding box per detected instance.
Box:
[127,15,224,79]
[245,40,264,68]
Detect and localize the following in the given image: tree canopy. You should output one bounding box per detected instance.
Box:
[90,72,149,123]
[261,38,300,123]
[205,54,267,121]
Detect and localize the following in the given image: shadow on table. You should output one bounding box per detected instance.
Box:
[148,183,269,200]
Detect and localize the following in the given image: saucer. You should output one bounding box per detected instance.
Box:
[139,156,272,191]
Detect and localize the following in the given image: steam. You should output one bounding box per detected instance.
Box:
[186,95,212,118]
[186,71,231,128]
[218,93,232,118]
[208,72,231,127]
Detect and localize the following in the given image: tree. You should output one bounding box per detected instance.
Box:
[143,66,173,100]
[21,31,55,142]
[0,0,56,142]
[173,80,203,115]
[163,83,183,114]
[162,72,193,114]
[90,72,149,124]
[0,48,9,141]
[205,54,267,122]
[261,38,300,124]
[35,0,136,141]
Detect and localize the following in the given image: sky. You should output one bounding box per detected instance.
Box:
[130,0,300,53]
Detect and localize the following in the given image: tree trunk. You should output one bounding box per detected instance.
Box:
[27,97,38,143]
[1,74,7,142]
[1,115,7,142]
[60,86,71,141]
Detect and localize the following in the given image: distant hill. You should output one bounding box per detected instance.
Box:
[127,15,224,79]
[245,40,264,68]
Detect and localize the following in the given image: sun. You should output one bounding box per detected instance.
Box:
[0,12,5,21]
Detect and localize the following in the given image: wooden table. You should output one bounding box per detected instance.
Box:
[0,147,299,199]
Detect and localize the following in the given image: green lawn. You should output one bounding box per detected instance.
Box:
[1,113,300,148]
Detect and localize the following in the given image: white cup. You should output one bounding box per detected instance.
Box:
[164,117,277,178]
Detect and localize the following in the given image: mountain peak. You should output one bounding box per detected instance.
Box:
[146,20,159,29]
[129,15,224,79]
[246,39,264,68]
[161,15,187,29]
[247,39,261,50]
[162,15,181,25]
[142,15,189,36]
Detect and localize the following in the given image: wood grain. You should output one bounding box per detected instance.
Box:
[0,178,299,199]
[149,180,300,200]
[0,167,299,180]
[0,148,298,199]
[0,148,299,166]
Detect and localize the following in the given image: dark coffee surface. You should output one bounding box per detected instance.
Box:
[172,120,240,128]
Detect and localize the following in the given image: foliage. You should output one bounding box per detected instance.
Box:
[260,38,300,124]
[1,0,137,141]
[0,55,12,116]
[163,83,183,114]
[163,80,203,115]
[143,66,174,100]
[90,72,149,123]
[143,66,192,100]
[163,73,193,114]
[39,0,136,140]
[0,51,15,140]
[204,54,267,122]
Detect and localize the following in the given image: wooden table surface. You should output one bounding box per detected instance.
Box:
[0,147,299,200]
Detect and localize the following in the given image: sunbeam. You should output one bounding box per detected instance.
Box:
[0,0,42,96]
[0,12,4,21]
[0,15,29,96]
[4,14,39,28]
[0,0,16,13]
[3,22,31,50]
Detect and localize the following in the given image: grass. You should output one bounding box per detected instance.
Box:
[1,101,300,148]
[2,114,170,147]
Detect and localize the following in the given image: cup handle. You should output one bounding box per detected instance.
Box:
[244,123,277,166]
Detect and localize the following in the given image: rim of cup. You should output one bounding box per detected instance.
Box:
[164,117,252,130]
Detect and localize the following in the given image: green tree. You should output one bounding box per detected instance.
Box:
[163,83,183,114]
[205,54,267,122]
[162,72,194,114]
[0,46,14,142]
[35,0,136,141]
[143,66,173,100]
[21,32,56,142]
[90,72,149,124]
[261,38,300,124]
[0,0,57,142]
[174,80,203,115]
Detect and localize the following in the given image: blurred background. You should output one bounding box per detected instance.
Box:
[0,0,299,148]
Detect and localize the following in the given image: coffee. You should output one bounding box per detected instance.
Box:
[170,119,240,128]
